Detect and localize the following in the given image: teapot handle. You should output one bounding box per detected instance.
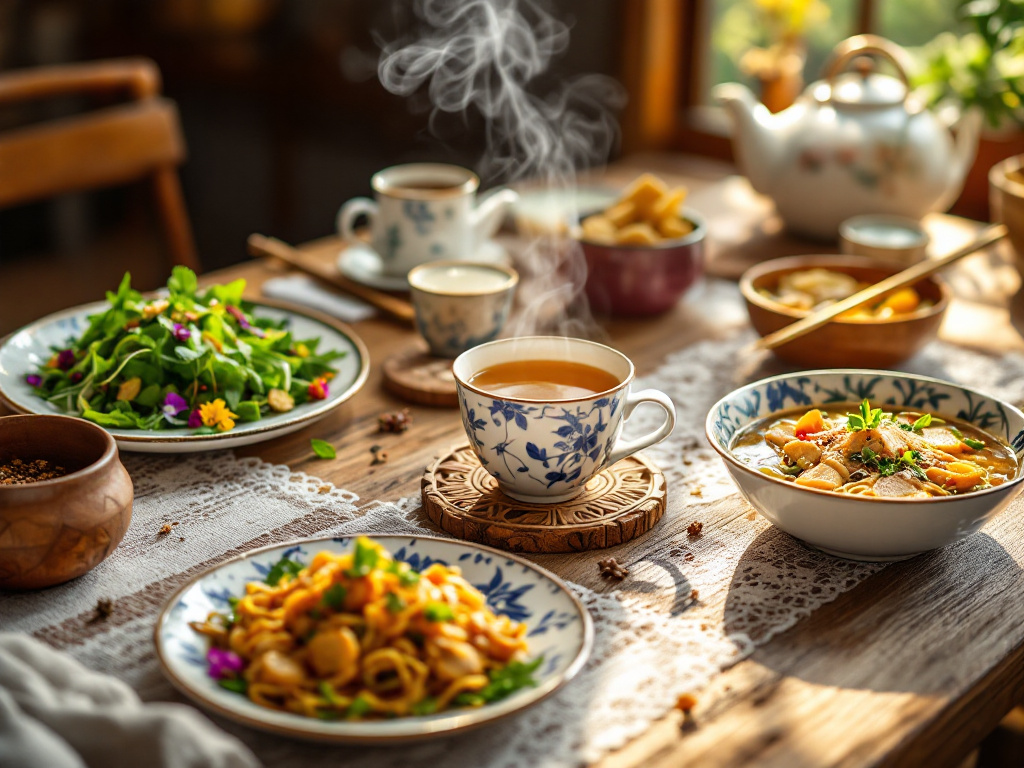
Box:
[821,34,914,105]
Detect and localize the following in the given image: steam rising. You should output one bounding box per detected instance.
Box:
[378,0,624,337]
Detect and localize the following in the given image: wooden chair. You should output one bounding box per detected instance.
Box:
[0,58,199,271]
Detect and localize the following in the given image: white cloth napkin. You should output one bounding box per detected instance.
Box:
[261,275,376,323]
[0,634,260,768]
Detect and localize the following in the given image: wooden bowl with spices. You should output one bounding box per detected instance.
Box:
[0,414,133,590]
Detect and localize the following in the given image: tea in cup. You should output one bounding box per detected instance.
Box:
[337,163,518,278]
[453,337,676,503]
[408,261,518,358]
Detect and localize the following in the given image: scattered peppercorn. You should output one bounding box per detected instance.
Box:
[88,598,114,623]
[378,409,413,434]
[0,458,68,485]
[597,557,629,580]
[687,521,703,538]
[370,445,389,465]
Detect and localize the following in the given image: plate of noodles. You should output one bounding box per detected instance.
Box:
[154,535,592,743]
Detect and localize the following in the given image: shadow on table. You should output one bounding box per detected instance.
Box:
[721,526,1022,694]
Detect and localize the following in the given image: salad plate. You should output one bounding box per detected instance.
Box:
[154,535,592,743]
[0,297,369,453]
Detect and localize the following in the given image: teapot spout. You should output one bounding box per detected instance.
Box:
[713,82,783,196]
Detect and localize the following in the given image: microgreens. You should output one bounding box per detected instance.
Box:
[846,399,887,432]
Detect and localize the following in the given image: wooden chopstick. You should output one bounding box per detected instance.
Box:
[755,224,1008,351]
[247,234,415,325]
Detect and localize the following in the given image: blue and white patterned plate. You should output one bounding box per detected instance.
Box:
[153,535,592,743]
[0,298,369,453]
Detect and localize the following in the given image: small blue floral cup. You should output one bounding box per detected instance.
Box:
[409,261,518,358]
[453,337,676,503]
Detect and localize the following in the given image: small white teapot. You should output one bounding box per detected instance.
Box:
[715,35,981,240]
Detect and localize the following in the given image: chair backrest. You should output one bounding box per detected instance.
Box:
[0,58,199,271]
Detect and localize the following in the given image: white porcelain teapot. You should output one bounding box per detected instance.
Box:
[715,35,981,240]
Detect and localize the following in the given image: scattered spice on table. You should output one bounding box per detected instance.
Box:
[158,524,172,535]
[370,445,389,465]
[0,458,68,485]
[684,552,695,562]
[675,693,698,713]
[88,598,114,623]
[378,408,413,433]
[597,557,629,580]
[690,485,704,497]
[687,521,704,538]
[690,589,700,602]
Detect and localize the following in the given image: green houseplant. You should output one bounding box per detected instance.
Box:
[911,0,1024,217]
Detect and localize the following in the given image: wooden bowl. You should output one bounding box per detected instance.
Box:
[0,415,133,590]
[990,155,1024,271]
[740,255,950,368]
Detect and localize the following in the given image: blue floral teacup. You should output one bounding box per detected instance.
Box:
[409,261,518,358]
[337,163,518,278]
[453,337,676,503]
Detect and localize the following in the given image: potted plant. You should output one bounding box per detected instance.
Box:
[910,0,1024,219]
[736,0,831,112]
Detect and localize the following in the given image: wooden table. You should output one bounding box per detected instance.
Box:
[9,155,1024,767]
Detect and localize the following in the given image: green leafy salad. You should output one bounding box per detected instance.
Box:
[25,267,344,433]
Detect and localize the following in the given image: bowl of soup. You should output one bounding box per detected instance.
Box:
[740,256,949,368]
[706,370,1024,561]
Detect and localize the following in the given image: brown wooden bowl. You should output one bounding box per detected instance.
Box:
[740,255,950,369]
[0,415,133,590]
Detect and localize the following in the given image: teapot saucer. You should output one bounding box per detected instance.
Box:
[337,241,510,292]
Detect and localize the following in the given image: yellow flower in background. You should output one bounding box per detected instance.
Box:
[199,398,237,432]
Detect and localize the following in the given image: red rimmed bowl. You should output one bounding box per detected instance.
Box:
[0,414,133,590]
[577,209,706,316]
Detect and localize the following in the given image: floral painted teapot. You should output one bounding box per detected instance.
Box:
[715,35,981,240]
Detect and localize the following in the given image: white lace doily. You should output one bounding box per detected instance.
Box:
[7,278,1024,767]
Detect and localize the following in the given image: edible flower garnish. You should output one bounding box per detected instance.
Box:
[172,323,192,343]
[25,374,42,388]
[308,377,330,400]
[845,399,886,432]
[199,399,237,432]
[162,392,189,420]
[187,408,203,429]
[206,647,244,680]
[226,305,265,338]
[56,349,76,370]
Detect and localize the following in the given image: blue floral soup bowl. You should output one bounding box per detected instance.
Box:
[706,369,1024,561]
[453,336,676,503]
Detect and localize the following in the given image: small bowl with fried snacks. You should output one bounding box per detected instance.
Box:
[740,255,949,368]
[574,174,706,316]
[0,414,133,590]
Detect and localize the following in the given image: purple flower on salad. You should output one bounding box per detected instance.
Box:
[206,647,244,680]
[162,392,189,420]
[226,305,264,338]
[56,349,76,370]
[173,323,192,343]
[187,408,203,429]
[69,372,84,384]
[25,374,43,387]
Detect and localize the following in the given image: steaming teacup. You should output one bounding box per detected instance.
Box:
[337,163,518,278]
[409,261,518,358]
[453,337,676,503]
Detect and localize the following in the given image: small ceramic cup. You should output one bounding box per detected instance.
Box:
[453,337,676,503]
[337,163,518,277]
[409,261,519,358]
[839,214,929,264]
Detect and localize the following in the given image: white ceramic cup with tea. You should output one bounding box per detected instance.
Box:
[408,261,518,359]
[337,163,518,278]
[453,336,676,503]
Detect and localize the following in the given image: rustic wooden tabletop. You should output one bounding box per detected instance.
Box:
[8,153,1024,767]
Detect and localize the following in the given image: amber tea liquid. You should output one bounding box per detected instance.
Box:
[468,360,621,400]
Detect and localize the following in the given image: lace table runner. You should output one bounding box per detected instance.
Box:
[6,279,1024,768]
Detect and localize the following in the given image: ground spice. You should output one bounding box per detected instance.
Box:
[378,409,413,434]
[0,458,68,485]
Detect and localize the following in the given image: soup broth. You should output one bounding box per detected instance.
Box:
[731,402,1018,498]
[468,360,620,401]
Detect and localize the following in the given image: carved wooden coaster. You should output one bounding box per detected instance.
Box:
[382,346,459,407]
[421,445,667,553]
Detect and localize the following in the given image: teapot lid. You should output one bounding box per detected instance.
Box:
[819,70,907,107]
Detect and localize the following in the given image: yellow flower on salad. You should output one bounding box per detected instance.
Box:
[199,399,237,432]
